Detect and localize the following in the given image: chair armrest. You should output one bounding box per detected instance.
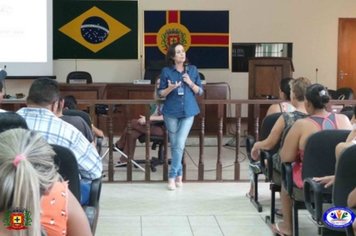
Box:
[88,177,102,208]
[303,178,323,223]
[96,136,104,155]
[245,135,256,162]
[303,178,331,223]
[260,150,274,181]
[281,162,293,195]
[83,206,98,234]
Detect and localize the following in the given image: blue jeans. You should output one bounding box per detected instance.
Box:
[80,179,92,205]
[164,115,194,179]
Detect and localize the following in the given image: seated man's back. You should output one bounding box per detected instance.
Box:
[16,78,102,181]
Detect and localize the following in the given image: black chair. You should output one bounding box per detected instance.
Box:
[66,71,93,84]
[143,60,165,84]
[246,112,282,212]
[136,121,167,172]
[328,89,339,100]
[336,87,354,100]
[51,144,102,234]
[63,109,103,155]
[282,130,350,236]
[332,144,356,236]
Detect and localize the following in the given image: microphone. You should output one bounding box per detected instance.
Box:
[184,62,189,74]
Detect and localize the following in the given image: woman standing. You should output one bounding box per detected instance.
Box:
[158,43,203,190]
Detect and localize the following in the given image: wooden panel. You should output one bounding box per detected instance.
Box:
[337,18,356,92]
[59,83,106,111]
[59,83,228,136]
[248,57,293,134]
[253,65,282,98]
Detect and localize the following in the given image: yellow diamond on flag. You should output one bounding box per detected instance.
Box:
[59,6,131,53]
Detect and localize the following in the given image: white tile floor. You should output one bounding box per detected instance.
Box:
[95,137,319,236]
[95,182,319,236]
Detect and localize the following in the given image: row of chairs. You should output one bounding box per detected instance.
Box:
[246,113,356,236]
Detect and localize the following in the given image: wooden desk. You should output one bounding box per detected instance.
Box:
[2,99,27,111]
[59,82,229,135]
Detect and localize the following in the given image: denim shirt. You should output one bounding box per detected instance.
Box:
[158,65,203,118]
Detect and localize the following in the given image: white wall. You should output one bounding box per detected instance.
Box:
[7,0,356,99]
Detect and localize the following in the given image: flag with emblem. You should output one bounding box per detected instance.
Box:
[144,11,229,69]
[54,0,137,59]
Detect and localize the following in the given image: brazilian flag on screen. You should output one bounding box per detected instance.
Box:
[53,0,138,59]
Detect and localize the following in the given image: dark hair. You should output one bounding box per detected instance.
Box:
[0,81,3,92]
[305,83,330,109]
[165,43,189,66]
[64,95,78,110]
[280,77,293,101]
[26,78,60,106]
[0,112,28,133]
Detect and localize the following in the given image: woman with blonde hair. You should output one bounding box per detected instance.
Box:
[0,128,92,236]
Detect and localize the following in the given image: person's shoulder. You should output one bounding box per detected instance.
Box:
[335,113,352,129]
[266,104,280,116]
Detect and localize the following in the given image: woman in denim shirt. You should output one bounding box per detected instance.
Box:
[158,43,203,190]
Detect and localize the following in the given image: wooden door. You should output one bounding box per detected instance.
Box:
[337,19,356,91]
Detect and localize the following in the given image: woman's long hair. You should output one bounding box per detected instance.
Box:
[0,129,59,236]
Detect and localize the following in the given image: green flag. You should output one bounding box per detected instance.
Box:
[53,0,137,59]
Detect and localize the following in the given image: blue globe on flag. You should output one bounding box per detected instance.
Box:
[81,16,109,44]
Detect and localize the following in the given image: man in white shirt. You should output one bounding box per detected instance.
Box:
[17,77,102,204]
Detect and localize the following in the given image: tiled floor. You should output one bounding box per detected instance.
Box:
[95,182,318,236]
[95,137,318,236]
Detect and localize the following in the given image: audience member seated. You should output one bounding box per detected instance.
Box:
[55,97,95,145]
[115,78,164,163]
[0,128,92,236]
[64,95,104,138]
[273,83,352,235]
[266,77,296,116]
[16,77,102,205]
[313,105,356,188]
[247,77,295,199]
[247,77,310,198]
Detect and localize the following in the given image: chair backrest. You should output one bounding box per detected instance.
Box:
[51,144,81,202]
[63,109,92,128]
[302,130,350,180]
[333,144,356,207]
[143,60,165,84]
[327,89,339,99]
[259,112,282,153]
[66,71,92,84]
[336,87,354,100]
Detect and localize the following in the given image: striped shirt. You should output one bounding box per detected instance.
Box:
[17,107,102,180]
